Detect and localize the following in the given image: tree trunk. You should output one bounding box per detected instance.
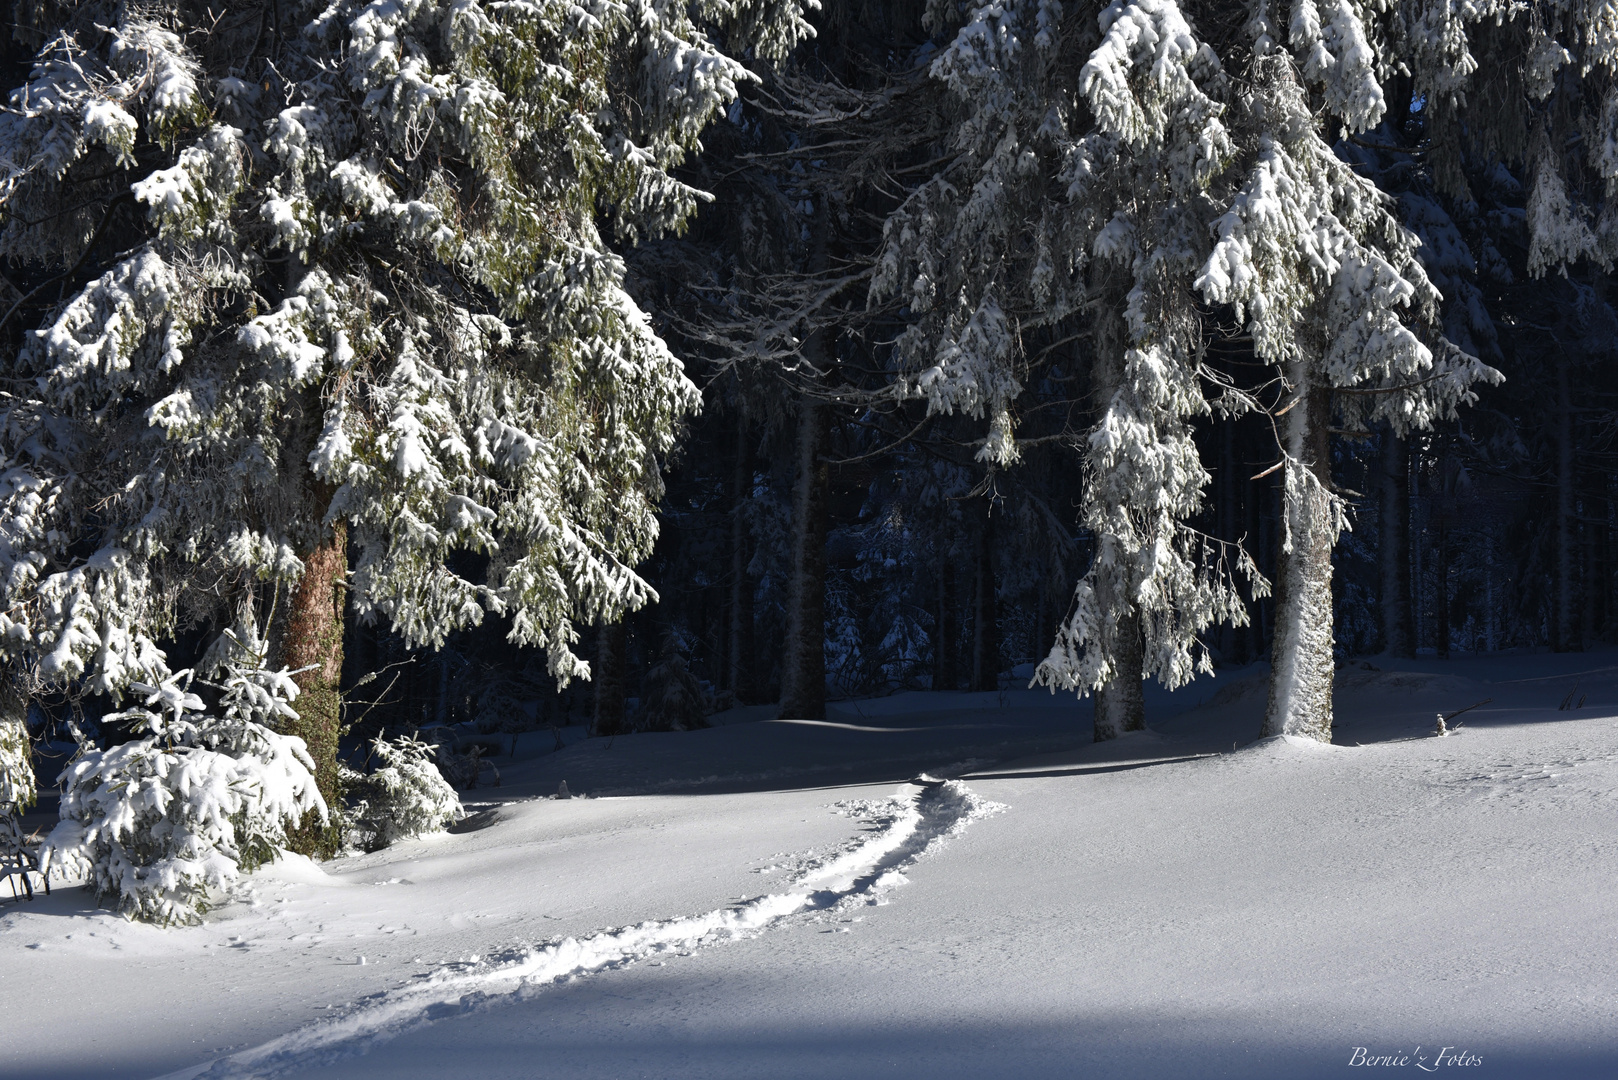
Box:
[1093,604,1145,741]
[1264,378,1336,743]
[728,416,755,703]
[1592,495,1605,647]
[1555,356,1580,651]
[1085,294,1148,738]
[592,620,628,735]
[1379,431,1414,657]
[779,400,829,720]
[934,551,958,691]
[278,511,347,858]
[970,507,998,692]
[1436,522,1451,659]
[1034,575,1056,672]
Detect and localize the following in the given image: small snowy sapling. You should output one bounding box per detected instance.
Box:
[39,655,326,925]
[342,734,463,853]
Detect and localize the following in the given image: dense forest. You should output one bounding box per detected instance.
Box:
[1,0,1616,922]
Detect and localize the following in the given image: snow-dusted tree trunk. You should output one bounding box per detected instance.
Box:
[779,400,828,720]
[1380,431,1414,657]
[277,502,346,857]
[1093,604,1145,741]
[1264,382,1336,742]
[1088,307,1145,739]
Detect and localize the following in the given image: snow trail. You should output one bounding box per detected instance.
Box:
[160,779,1000,1080]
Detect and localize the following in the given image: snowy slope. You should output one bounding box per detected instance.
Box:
[3,652,1617,1079]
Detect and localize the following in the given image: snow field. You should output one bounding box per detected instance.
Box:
[3,650,1617,1079]
[164,780,1001,1080]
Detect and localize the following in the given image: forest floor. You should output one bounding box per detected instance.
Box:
[3,649,1617,1079]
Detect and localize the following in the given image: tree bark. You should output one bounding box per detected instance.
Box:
[278,510,346,858]
[1093,604,1145,740]
[970,506,999,692]
[728,416,755,703]
[1264,377,1336,742]
[592,620,628,736]
[1379,431,1414,657]
[1555,356,1580,651]
[778,400,829,720]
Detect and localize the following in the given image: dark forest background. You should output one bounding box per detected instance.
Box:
[325,3,1618,748]
[14,2,1617,750]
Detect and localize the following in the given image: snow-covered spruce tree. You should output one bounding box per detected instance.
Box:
[341,733,461,853]
[1031,0,1264,737]
[1195,13,1501,742]
[638,628,710,730]
[874,0,1259,738]
[0,0,815,850]
[39,649,325,924]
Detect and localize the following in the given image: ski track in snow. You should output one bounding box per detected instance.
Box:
[157,779,1002,1080]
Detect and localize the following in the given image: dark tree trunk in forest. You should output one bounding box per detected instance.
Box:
[970,508,998,692]
[728,416,755,703]
[1555,357,1580,651]
[779,400,829,720]
[1034,575,1057,670]
[593,620,628,736]
[935,553,958,691]
[278,504,346,858]
[1093,606,1145,741]
[1380,431,1414,657]
[1436,523,1451,659]
[1584,492,1605,645]
[1263,380,1336,742]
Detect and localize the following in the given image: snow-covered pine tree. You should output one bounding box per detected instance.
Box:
[39,644,326,924]
[1032,0,1264,736]
[638,628,710,730]
[1196,7,1501,742]
[874,0,1259,738]
[0,0,816,845]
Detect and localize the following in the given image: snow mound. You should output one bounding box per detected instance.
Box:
[164,780,1001,1080]
[248,852,347,888]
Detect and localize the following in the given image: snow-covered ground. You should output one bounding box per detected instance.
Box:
[4,651,1617,1079]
